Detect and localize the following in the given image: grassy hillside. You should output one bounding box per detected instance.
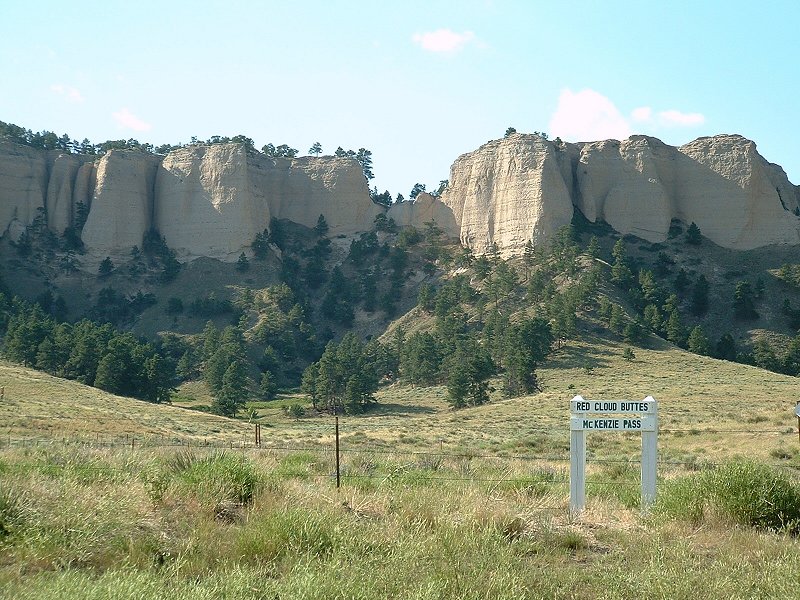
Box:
[3,336,800,598]
[0,361,253,444]
[5,330,799,467]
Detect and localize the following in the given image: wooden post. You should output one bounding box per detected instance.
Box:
[641,396,658,511]
[796,401,800,444]
[335,415,340,490]
[570,399,587,517]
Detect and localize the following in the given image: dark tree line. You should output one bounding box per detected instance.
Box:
[1,297,175,403]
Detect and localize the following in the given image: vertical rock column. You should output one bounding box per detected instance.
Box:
[81,150,160,256]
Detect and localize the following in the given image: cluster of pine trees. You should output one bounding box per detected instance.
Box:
[1,297,174,402]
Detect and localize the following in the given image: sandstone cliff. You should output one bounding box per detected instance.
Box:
[437,134,575,256]
[155,145,379,259]
[155,144,269,260]
[407,133,800,254]
[1,133,798,261]
[0,140,378,261]
[387,192,459,236]
[0,140,47,241]
[82,150,160,257]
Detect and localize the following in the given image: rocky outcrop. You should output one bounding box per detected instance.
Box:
[438,134,574,255]
[673,135,800,249]
[156,145,380,259]
[156,144,271,260]
[429,133,800,254]
[262,155,382,235]
[81,150,160,257]
[0,140,47,240]
[45,153,93,234]
[1,133,798,261]
[576,136,676,242]
[387,192,459,236]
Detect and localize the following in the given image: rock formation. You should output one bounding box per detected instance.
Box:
[155,146,380,260]
[262,155,382,235]
[428,133,800,254]
[45,153,92,234]
[155,144,268,260]
[0,140,379,261]
[1,133,798,262]
[82,150,160,257]
[387,192,459,236]
[437,135,574,256]
[0,140,47,241]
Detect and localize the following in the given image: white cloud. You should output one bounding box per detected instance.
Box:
[112,108,152,132]
[658,109,705,127]
[50,83,83,103]
[631,106,652,122]
[412,29,476,54]
[548,89,631,142]
[548,90,707,142]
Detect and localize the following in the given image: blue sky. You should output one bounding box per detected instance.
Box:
[1,0,798,197]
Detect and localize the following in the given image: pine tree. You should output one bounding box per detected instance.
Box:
[586,235,600,259]
[687,325,711,356]
[523,240,536,281]
[686,222,702,245]
[733,281,758,320]
[714,333,737,361]
[666,310,686,347]
[608,304,626,334]
[314,214,329,237]
[258,370,277,400]
[690,275,709,316]
[98,256,114,276]
[610,239,634,288]
[214,360,249,417]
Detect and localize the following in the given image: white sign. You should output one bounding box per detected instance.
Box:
[795,405,800,418]
[570,399,656,414]
[570,416,656,432]
[569,395,658,516]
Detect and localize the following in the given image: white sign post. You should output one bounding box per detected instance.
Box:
[569,395,658,516]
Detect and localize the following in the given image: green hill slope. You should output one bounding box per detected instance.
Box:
[0,360,252,444]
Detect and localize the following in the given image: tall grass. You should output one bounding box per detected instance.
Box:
[2,448,800,599]
[656,460,800,533]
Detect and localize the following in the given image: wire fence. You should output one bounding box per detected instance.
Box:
[3,419,799,489]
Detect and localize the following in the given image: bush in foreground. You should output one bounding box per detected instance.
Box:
[656,460,800,533]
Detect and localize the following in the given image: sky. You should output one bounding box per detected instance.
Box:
[1,0,798,198]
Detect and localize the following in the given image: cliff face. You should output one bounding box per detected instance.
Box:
[387,192,458,236]
[1,134,798,261]
[155,144,269,260]
[419,133,800,254]
[155,146,379,259]
[0,140,47,241]
[262,155,381,235]
[0,141,377,261]
[438,135,574,255]
[82,151,160,256]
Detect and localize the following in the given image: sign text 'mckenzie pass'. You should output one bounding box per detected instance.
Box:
[570,416,657,432]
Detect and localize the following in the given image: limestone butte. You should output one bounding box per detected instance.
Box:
[1,134,798,262]
[0,141,378,261]
[437,134,574,256]
[433,133,800,253]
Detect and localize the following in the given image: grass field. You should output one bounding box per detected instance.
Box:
[2,338,800,598]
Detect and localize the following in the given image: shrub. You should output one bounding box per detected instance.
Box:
[177,451,259,506]
[0,487,24,539]
[656,460,800,533]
